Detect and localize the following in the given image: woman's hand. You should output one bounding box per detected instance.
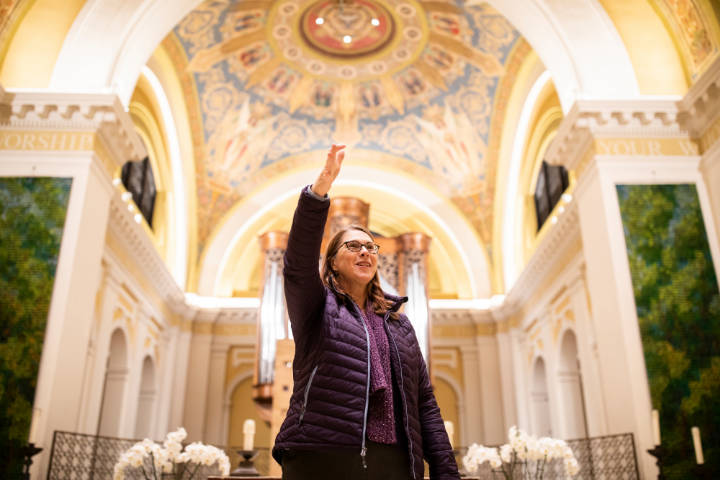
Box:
[310,144,346,197]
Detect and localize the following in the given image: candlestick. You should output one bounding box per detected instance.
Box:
[652,409,661,445]
[243,419,256,452]
[444,421,454,449]
[691,426,704,465]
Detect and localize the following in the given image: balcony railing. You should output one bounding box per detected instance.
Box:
[47,430,639,479]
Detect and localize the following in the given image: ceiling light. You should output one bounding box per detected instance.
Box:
[562,193,572,202]
[371,18,380,26]
[315,17,324,25]
[343,35,352,43]
[134,213,143,224]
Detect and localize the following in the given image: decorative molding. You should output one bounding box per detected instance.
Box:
[679,56,720,140]
[0,90,146,168]
[545,99,685,173]
[700,134,720,173]
[546,59,720,175]
[108,186,186,308]
[504,201,581,316]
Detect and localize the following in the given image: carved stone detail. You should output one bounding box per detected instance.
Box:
[0,90,146,168]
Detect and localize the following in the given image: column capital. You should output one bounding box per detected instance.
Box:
[400,232,432,254]
[258,231,289,251]
[0,90,146,176]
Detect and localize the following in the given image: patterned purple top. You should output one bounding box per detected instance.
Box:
[360,302,397,444]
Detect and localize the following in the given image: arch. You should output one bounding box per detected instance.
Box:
[501,69,554,291]
[48,0,637,109]
[530,356,552,437]
[129,66,189,289]
[224,372,272,450]
[198,157,490,299]
[99,328,129,437]
[433,370,466,448]
[134,355,157,439]
[558,329,587,439]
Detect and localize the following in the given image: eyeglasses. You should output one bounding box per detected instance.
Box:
[342,240,380,254]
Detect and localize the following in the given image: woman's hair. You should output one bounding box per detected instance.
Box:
[322,225,396,317]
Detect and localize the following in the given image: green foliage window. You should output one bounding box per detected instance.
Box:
[617,184,720,478]
[0,177,72,477]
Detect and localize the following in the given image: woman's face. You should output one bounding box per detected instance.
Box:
[332,229,378,290]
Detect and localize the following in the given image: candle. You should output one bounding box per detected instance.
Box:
[29,408,41,444]
[691,426,704,465]
[444,421,454,449]
[243,419,256,451]
[651,409,661,446]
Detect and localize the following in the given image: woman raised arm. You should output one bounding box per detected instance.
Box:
[282,144,346,343]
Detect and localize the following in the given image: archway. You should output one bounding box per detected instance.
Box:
[433,374,462,448]
[558,330,587,439]
[134,355,157,439]
[99,328,129,437]
[227,376,271,450]
[530,356,551,437]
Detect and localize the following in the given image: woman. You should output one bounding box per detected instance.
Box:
[272,144,460,480]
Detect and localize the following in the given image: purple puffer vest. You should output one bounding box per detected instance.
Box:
[272,188,459,480]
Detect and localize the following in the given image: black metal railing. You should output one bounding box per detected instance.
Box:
[47,430,638,479]
[46,431,263,480]
[456,432,640,479]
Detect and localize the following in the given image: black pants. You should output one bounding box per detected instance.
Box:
[281,441,412,480]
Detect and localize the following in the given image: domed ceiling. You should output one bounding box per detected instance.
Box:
[163,0,531,254]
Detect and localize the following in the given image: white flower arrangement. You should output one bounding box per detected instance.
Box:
[463,426,580,479]
[113,428,231,480]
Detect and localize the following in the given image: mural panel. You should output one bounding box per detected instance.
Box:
[650,0,720,80]
[0,177,72,477]
[617,184,719,477]
[165,0,524,253]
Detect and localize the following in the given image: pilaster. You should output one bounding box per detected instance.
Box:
[0,89,146,479]
[544,93,720,478]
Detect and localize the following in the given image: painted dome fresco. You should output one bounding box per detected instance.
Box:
[165,0,529,252]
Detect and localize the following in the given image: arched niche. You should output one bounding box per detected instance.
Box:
[134,355,157,439]
[433,372,464,448]
[99,328,129,437]
[226,374,271,450]
[530,356,552,437]
[558,329,587,439]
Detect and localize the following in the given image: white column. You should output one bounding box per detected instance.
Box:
[183,314,215,441]
[567,268,609,437]
[700,142,720,256]
[459,345,483,444]
[204,342,230,445]
[475,336,505,445]
[169,325,193,432]
[509,329,530,431]
[575,160,656,477]
[495,327,517,433]
[155,327,176,437]
[0,91,145,478]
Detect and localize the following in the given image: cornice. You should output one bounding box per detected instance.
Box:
[504,200,581,314]
[0,89,146,167]
[678,56,720,138]
[545,99,684,172]
[108,184,187,313]
[700,135,720,173]
[546,60,720,172]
